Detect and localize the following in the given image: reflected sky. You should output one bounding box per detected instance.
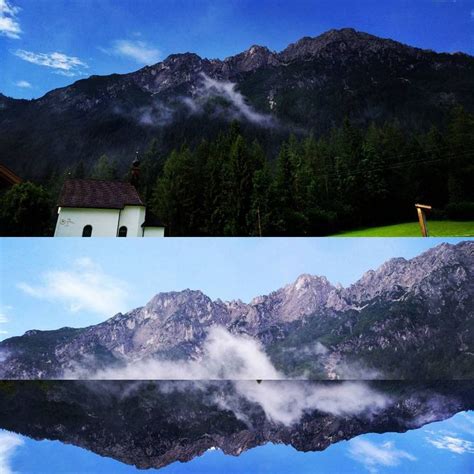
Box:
[0,380,472,473]
[3,411,473,474]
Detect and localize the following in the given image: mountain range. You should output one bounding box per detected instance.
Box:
[1,241,472,379]
[1,28,474,178]
[0,380,472,469]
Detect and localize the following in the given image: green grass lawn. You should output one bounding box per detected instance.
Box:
[334,220,474,237]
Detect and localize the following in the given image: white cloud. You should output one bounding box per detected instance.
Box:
[0,306,11,335]
[69,325,390,426]
[227,380,390,426]
[14,80,31,88]
[0,431,24,474]
[106,39,160,64]
[87,326,281,380]
[0,0,21,39]
[54,70,79,77]
[184,73,276,127]
[348,439,416,473]
[13,50,88,76]
[17,258,128,317]
[426,434,474,455]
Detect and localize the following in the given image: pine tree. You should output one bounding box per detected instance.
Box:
[248,161,272,236]
[139,139,166,203]
[446,107,474,203]
[91,154,118,180]
[152,147,199,235]
[359,123,390,225]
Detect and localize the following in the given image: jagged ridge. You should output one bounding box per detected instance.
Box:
[0,242,472,379]
[1,28,474,177]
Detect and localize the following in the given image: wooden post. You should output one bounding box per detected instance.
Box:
[415,204,432,237]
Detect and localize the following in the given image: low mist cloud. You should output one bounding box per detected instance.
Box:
[69,325,391,427]
[112,100,175,127]
[87,326,281,380]
[112,72,277,128]
[182,73,277,127]
[225,380,390,426]
[332,361,383,380]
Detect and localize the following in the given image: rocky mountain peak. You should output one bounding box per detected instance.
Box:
[224,44,279,72]
[320,27,370,41]
[291,273,330,291]
[246,44,271,55]
[279,27,415,62]
[252,274,335,323]
[2,29,473,177]
[343,242,473,305]
[375,256,409,276]
[144,289,211,313]
[0,242,472,379]
[163,52,203,65]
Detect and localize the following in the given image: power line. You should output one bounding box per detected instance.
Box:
[316,150,474,180]
[306,141,468,167]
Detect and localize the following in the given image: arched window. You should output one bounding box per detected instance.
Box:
[118,226,128,237]
[82,225,92,237]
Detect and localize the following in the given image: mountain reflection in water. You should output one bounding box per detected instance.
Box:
[0,380,472,471]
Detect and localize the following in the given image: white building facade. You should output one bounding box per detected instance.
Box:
[54,179,164,237]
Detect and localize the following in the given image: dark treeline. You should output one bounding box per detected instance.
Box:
[147,106,474,235]
[1,107,473,236]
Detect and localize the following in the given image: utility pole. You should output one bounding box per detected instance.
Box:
[415,203,432,237]
[257,207,262,237]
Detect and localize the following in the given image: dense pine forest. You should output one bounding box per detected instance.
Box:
[1,106,473,236]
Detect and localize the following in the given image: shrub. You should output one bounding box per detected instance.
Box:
[445,201,474,220]
[0,182,53,236]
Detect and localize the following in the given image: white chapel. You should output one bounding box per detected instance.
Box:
[54,177,165,238]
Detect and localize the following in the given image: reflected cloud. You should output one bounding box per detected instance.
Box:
[426,434,474,455]
[348,438,416,473]
[0,381,471,470]
[0,431,23,474]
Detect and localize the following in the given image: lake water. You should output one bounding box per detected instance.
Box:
[0,381,472,473]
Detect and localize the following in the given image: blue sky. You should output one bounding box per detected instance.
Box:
[0,237,468,340]
[1,411,473,473]
[1,0,474,99]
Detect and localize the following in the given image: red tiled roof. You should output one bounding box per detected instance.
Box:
[0,163,22,185]
[58,179,144,209]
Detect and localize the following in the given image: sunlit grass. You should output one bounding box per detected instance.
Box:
[335,221,474,237]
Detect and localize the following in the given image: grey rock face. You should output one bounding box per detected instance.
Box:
[0,242,472,379]
[341,241,474,306]
[279,28,421,62]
